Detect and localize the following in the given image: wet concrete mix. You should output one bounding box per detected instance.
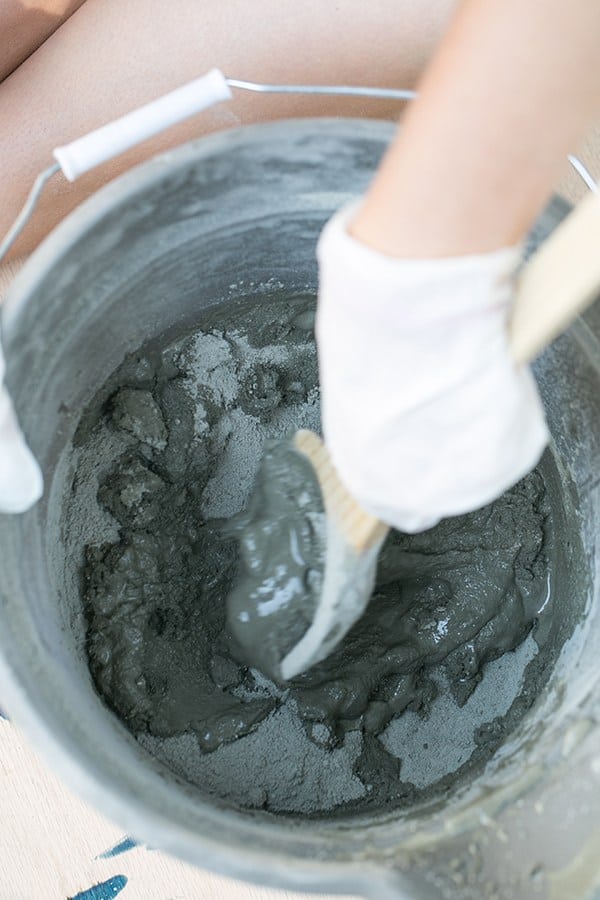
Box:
[73,291,582,817]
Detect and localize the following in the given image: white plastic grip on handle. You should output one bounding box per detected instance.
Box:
[53,68,232,181]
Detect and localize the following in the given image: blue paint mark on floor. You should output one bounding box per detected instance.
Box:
[97,836,138,859]
[69,874,127,899]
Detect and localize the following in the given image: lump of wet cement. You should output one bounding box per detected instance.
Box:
[110,387,168,451]
[226,439,326,681]
[73,291,581,816]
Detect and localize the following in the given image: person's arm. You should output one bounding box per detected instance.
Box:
[352,0,600,258]
[318,0,600,532]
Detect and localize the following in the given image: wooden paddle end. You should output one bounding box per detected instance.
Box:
[293,429,389,553]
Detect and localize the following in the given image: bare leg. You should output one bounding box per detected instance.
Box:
[0,0,456,257]
[1,0,87,82]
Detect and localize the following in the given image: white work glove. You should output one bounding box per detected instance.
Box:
[316,201,549,533]
[0,346,43,513]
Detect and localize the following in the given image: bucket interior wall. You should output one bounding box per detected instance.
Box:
[0,121,598,894]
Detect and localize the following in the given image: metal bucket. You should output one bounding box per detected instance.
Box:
[0,119,599,899]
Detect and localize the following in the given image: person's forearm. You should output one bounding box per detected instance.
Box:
[1,0,86,82]
[353,0,600,258]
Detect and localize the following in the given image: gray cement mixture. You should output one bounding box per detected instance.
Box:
[72,291,583,817]
[226,438,329,681]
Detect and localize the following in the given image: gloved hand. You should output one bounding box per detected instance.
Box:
[0,346,43,513]
[316,201,549,533]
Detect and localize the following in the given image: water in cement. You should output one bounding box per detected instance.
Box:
[73,291,582,817]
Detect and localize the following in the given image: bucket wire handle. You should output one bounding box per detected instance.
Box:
[0,68,596,262]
